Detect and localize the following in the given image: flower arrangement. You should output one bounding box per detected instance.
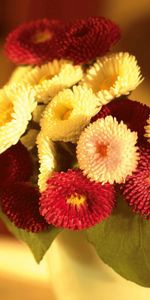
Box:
[0,16,150,287]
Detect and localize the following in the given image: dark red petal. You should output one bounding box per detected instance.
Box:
[0,182,47,232]
[58,16,121,64]
[0,142,33,187]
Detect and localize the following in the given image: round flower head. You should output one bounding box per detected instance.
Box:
[39,169,115,230]
[82,52,143,104]
[0,182,47,232]
[77,116,139,184]
[21,59,83,103]
[0,84,36,154]
[5,19,65,65]
[138,145,150,170]
[58,16,121,64]
[40,86,101,143]
[0,142,33,187]
[122,156,150,219]
[145,116,150,143]
[92,98,150,144]
[36,132,59,192]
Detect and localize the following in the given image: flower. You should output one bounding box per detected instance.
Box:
[36,132,58,192]
[21,59,83,103]
[122,154,150,219]
[39,169,115,230]
[32,104,45,122]
[145,116,150,143]
[138,145,150,169]
[0,84,36,154]
[81,53,143,104]
[0,142,33,186]
[91,98,150,144]
[21,129,39,150]
[0,182,48,232]
[58,16,121,64]
[77,116,139,184]
[40,86,101,143]
[5,19,65,65]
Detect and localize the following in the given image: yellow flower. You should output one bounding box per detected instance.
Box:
[77,116,139,184]
[0,84,36,154]
[21,59,83,103]
[145,116,150,143]
[36,132,58,192]
[21,129,39,150]
[81,52,143,104]
[40,86,101,143]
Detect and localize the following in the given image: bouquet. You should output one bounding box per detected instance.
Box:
[0,16,150,287]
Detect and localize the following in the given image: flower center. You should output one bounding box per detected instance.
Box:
[32,31,53,44]
[55,104,73,120]
[96,143,108,157]
[99,75,117,90]
[66,193,86,207]
[0,100,13,126]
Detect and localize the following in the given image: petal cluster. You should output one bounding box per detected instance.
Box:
[0,84,36,154]
[81,52,143,104]
[40,86,101,142]
[77,116,139,184]
[39,169,115,230]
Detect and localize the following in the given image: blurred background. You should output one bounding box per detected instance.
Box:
[0,0,150,299]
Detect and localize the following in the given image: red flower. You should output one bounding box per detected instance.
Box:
[5,19,65,65]
[0,142,33,187]
[39,169,115,230]
[58,16,121,64]
[92,97,150,144]
[0,182,47,232]
[122,147,150,219]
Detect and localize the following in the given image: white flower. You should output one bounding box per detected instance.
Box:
[77,116,139,184]
[36,132,58,192]
[0,84,36,154]
[81,52,143,104]
[21,59,83,103]
[40,86,102,143]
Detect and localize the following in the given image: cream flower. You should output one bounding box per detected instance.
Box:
[81,52,143,104]
[21,129,39,150]
[40,86,102,143]
[145,116,150,143]
[21,59,83,103]
[0,84,36,154]
[8,66,33,84]
[32,104,45,123]
[36,132,58,192]
[77,116,139,184]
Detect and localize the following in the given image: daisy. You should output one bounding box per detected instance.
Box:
[91,97,150,144]
[77,116,139,184]
[40,85,101,143]
[36,132,58,192]
[0,182,47,232]
[0,84,36,154]
[81,52,143,104]
[21,59,83,103]
[5,19,65,65]
[39,169,115,230]
[58,16,121,64]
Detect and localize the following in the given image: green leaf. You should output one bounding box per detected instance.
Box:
[86,196,150,287]
[0,210,61,263]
